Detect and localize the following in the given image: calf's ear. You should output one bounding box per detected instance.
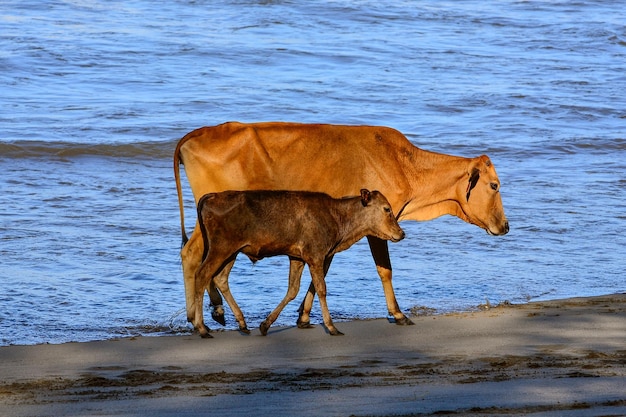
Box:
[360,189,371,206]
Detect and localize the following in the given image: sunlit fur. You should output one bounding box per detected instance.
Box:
[193,189,404,337]
[175,122,508,327]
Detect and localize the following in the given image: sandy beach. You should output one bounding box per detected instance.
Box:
[1,294,624,416]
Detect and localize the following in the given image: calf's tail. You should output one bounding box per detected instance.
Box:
[196,194,211,263]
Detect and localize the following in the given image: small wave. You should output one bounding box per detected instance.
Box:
[542,137,626,155]
[0,140,178,159]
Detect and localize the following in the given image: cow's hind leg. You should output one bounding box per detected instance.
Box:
[367,236,414,325]
[260,258,305,336]
[181,224,225,325]
[213,258,250,334]
[181,226,203,323]
[193,254,222,338]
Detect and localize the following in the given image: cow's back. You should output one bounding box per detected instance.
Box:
[178,122,415,211]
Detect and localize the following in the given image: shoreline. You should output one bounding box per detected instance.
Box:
[1,293,624,416]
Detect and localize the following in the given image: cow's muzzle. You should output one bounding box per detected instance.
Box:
[487,220,509,236]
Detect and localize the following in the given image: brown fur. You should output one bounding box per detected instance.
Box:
[175,122,509,326]
[193,189,404,337]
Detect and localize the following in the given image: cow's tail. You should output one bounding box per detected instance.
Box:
[196,194,211,263]
[174,137,189,247]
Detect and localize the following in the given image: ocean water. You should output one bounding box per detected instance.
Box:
[1,1,624,346]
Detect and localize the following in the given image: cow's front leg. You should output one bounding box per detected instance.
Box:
[367,236,413,325]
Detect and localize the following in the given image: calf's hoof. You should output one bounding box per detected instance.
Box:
[296,319,314,329]
[259,321,270,336]
[199,329,213,339]
[329,328,344,336]
[196,322,213,338]
[238,326,251,335]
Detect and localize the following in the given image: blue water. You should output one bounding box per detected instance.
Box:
[1,1,624,346]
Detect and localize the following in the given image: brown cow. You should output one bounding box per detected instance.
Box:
[193,189,405,338]
[175,122,509,327]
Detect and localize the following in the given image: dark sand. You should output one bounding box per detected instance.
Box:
[1,294,624,416]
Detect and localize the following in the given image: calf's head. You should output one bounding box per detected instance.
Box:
[461,155,509,236]
[360,189,405,242]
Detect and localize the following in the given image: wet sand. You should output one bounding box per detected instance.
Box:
[1,294,624,416]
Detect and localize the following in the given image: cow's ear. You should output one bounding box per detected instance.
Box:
[360,189,371,206]
[466,168,480,201]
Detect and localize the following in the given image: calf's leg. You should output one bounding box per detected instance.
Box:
[297,255,334,328]
[193,255,221,338]
[209,263,232,325]
[181,224,225,324]
[298,240,413,327]
[296,282,315,328]
[309,263,342,336]
[212,258,250,334]
[260,258,305,336]
[194,247,239,338]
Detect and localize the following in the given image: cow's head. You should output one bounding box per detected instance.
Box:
[460,155,509,236]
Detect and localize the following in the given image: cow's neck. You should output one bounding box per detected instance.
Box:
[399,148,471,223]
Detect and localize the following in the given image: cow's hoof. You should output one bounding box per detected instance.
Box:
[200,331,213,339]
[297,320,314,329]
[394,316,415,326]
[259,321,270,336]
[329,329,344,336]
[239,326,251,335]
[211,310,226,326]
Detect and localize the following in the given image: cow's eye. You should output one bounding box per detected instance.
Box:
[384,207,392,213]
[490,183,498,191]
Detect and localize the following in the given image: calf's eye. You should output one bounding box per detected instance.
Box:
[490,183,498,191]
[384,207,392,213]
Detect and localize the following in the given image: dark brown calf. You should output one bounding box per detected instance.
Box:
[193,189,405,338]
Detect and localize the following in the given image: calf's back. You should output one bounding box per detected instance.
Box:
[197,189,402,263]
